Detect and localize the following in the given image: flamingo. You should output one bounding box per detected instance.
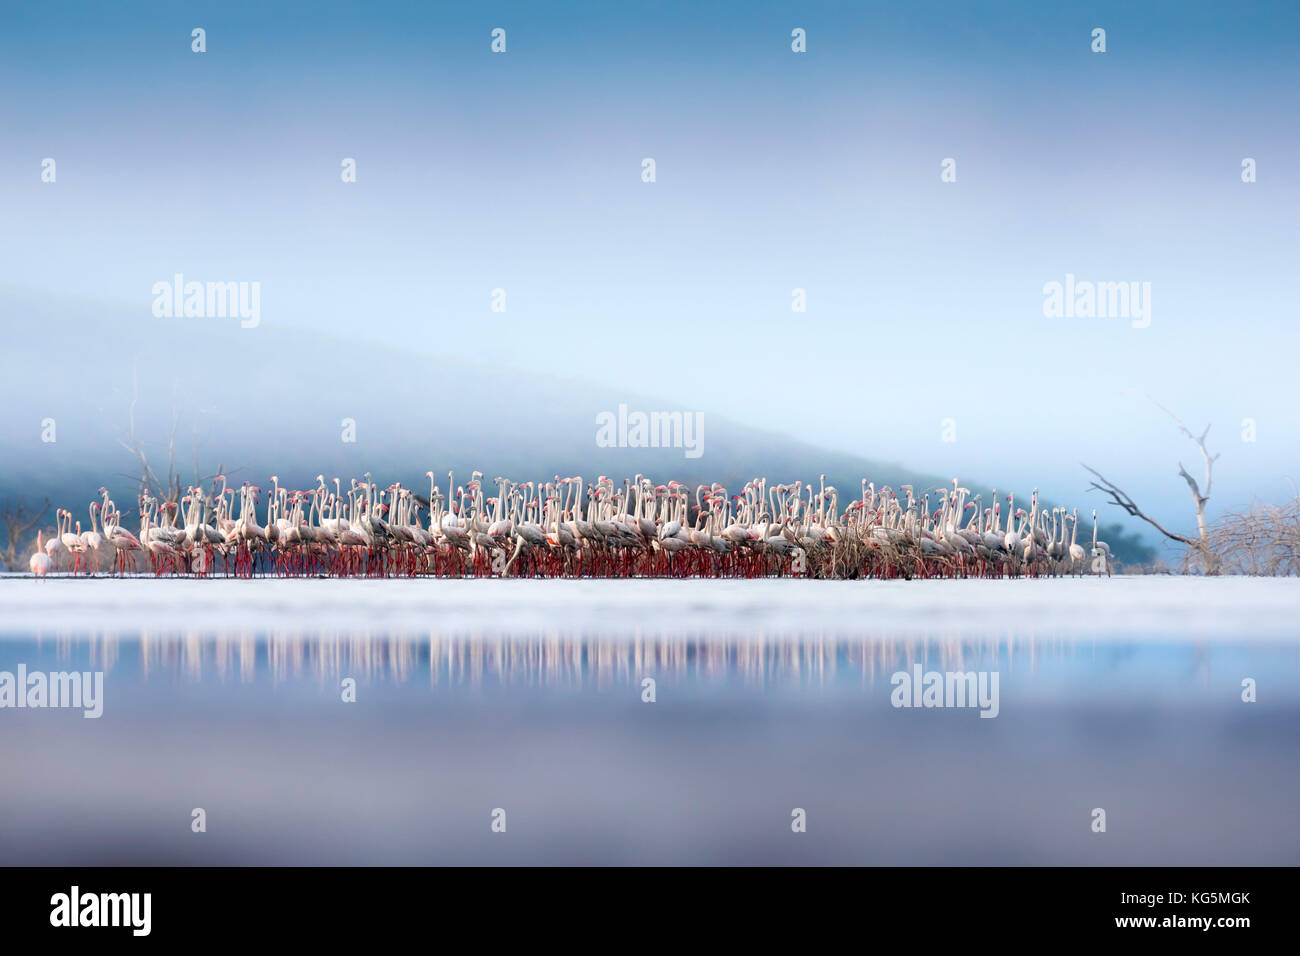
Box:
[83,502,115,574]
[1068,508,1086,571]
[1091,509,1113,576]
[44,515,68,571]
[102,510,144,574]
[59,510,86,574]
[29,531,53,576]
[27,471,1104,581]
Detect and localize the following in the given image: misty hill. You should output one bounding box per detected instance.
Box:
[0,289,1153,565]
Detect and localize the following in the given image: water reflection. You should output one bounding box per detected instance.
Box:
[4,628,1299,865]
[17,629,1298,695]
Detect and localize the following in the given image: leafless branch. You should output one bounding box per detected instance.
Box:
[1083,396,1222,573]
[0,497,52,567]
[1145,392,1219,503]
[115,364,164,500]
[1082,464,1198,546]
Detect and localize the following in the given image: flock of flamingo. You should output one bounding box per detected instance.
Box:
[26,472,1113,580]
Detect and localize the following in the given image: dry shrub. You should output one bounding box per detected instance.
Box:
[1208,494,1300,576]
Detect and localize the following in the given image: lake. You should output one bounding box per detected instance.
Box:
[0,576,1296,864]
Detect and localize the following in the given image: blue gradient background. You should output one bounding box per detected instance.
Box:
[1,1,1297,534]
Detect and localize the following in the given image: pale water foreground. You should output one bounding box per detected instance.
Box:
[0,576,1296,865]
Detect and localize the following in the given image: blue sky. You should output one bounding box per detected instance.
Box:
[2,0,1297,533]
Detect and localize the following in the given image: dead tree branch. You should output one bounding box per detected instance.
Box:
[115,365,164,501]
[1145,392,1219,550]
[1082,396,1221,574]
[1,497,52,568]
[1082,465,1197,546]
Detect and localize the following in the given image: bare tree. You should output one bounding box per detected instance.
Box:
[1083,395,1220,574]
[115,365,165,501]
[1,497,51,570]
[113,367,203,504]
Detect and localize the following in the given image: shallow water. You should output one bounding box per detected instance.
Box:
[0,576,1296,864]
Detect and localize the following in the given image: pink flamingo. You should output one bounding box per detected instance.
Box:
[29,531,53,576]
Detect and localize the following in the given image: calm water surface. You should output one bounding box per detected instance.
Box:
[0,577,1296,865]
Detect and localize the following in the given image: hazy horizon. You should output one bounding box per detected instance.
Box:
[2,1,1297,550]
